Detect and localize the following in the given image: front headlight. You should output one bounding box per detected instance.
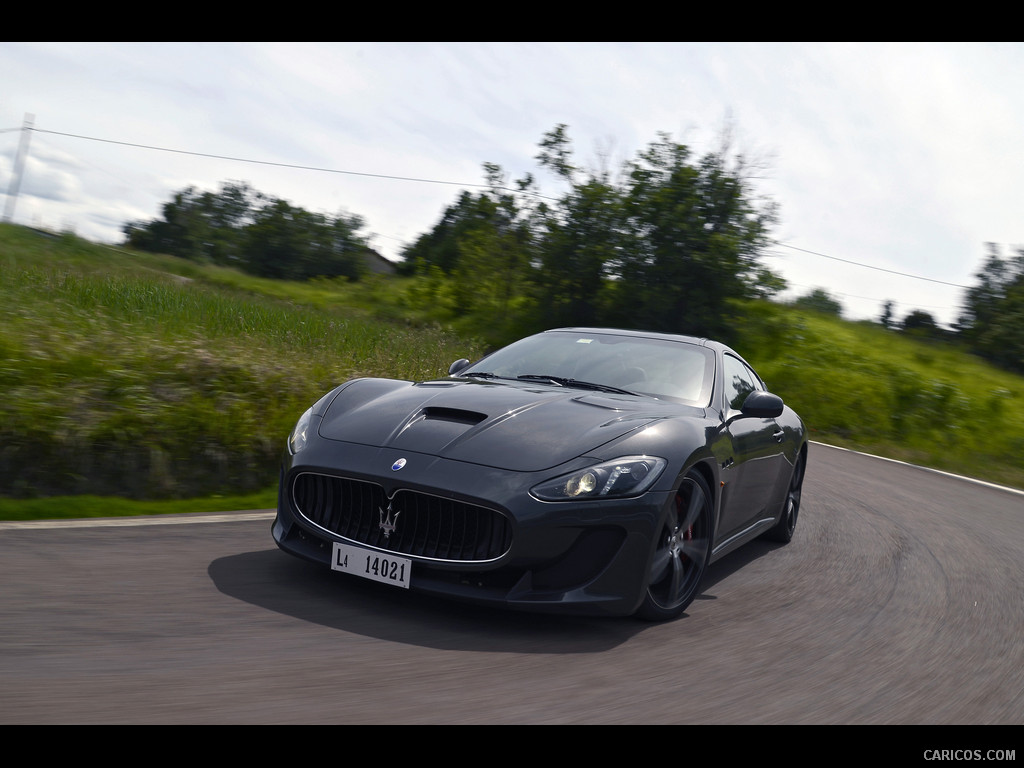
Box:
[288,407,313,454]
[531,456,667,501]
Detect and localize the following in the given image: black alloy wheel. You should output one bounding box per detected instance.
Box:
[763,450,805,543]
[636,469,713,621]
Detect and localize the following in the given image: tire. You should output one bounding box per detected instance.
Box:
[762,449,805,544]
[636,469,713,621]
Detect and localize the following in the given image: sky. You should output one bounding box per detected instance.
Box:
[2,41,1022,328]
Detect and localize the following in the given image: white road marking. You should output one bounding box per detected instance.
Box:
[0,510,276,530]
[811,441,1024,497]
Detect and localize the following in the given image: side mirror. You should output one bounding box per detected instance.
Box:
[741,390,784,418]
[448,358,471,376]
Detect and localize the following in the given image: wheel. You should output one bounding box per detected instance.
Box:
[636,470,713,621]
[762,449,805,543]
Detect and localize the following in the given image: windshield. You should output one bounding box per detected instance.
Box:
[462,330,715,406]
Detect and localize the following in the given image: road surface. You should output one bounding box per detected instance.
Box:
[1,443,1022,724]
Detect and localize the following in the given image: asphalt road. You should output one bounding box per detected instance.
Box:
[1,443,1022,724]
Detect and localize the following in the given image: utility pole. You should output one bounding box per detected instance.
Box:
[2,113,35,223]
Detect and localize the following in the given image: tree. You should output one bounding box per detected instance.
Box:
[448,164,539,326]
[959,243,1024,373]
[611,133,778,337]
[880,300,895,329]
[398,191,497,276]
[750,266,788,300]
[401,124,781,343]
[244,200,368,281]
[794,288,843,316]
[901,309,942,338]
[123,181,259,264]
[399,163,540,342]
[124,181,370,282]
[531,124,623,328]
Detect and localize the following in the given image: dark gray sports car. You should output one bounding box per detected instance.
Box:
[272,327,807,620]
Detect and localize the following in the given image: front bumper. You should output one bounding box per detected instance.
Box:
[272,436,672,617]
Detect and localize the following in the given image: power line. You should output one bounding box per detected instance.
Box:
[27,127,558,200]
[4,123,978,299]
[782,279,962,313]
[772,242,970,289]
[766,244,968,320]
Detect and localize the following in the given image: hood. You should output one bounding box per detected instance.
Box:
[316,377,677,472]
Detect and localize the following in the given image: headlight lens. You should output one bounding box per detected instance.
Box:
[288,407,313,454]
[531,456,667,501]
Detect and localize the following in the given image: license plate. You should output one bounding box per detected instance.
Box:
[331,542,411,589]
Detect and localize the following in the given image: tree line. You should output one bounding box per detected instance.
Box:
[396,125,784,346]
[123,125,1024,374]
[123,182,372,282]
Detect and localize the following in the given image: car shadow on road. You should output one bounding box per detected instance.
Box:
[208,541,784,654]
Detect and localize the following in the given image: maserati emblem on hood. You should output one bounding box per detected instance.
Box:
[379,503,400,539]
[391,458,407,471]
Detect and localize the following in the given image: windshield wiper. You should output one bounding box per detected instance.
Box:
[462,371,498,379]
[517,374,636,396]
[517,373,570,386]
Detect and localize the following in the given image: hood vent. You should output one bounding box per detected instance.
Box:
[421,406,487,426]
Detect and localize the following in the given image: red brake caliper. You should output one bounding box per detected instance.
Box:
[675,494,694,563]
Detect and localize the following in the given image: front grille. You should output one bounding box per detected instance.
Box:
[291,472,513,563]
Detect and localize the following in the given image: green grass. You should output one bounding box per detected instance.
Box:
[0,488,278,521]
[2,222,1022,521]
[733,301,1024,489]
[0,223,482,512]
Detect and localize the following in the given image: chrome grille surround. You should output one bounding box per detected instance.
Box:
[291,471,513,564]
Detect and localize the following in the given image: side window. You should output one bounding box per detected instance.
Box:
[723,354,762,411]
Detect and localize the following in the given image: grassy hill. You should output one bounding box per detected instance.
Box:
[733,301,1024,490]
[1,222,1021,519]
[0,224,481,517]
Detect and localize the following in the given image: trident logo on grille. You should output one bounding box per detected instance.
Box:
[378,503,401,539]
